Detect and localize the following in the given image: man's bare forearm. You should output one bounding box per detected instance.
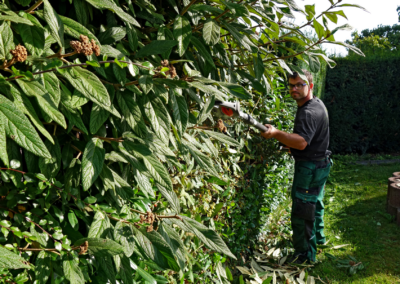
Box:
[261,128,307,150]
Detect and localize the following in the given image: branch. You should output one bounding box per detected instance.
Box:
[25,0,43,14]
[130,208,183,220]
[180,0,198,17]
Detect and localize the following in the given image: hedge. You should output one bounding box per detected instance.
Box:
[323,53,400,154]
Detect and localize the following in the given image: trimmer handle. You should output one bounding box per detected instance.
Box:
[241,113,269,133]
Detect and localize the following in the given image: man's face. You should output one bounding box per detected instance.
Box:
[288,77,312,101]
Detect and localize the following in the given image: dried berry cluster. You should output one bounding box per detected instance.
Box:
[217,119,227,133]
[160,59,177,78]
[10,44,27,62]
[79,241,89,255]
[139,211,156,232]
[70,35,100,56]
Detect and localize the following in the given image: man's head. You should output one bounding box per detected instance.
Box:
[288,70,314,104]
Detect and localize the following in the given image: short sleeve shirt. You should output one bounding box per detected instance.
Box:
[290,97,331,161]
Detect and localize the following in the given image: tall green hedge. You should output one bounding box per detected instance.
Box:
[323,54,400,154]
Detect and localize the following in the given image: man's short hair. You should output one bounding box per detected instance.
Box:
[289,69,313,85]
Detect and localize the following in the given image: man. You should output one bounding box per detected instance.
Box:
[261,70,332,263]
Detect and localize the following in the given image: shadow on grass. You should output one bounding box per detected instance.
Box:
[314,193,400,283]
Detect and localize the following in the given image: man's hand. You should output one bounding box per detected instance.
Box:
[261,124,277,139]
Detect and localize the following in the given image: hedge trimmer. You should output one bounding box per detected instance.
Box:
[212,101,269,132]
[212,101,291,153]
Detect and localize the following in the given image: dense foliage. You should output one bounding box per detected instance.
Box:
[324,54,400,155]
[0,0,362,282]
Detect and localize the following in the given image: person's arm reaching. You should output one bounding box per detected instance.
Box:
[261,124,307,150]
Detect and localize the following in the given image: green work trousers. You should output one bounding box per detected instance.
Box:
[291,157,331,262]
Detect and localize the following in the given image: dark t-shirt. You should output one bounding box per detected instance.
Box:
[290,97,331,161]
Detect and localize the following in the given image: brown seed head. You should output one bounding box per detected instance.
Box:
[91,39,101,56]
[70,40,83,53]
[10,44,28,62]
[80,35,89,43]
[161,59,169,67]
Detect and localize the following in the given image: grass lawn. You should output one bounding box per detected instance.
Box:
[312,160,400,283]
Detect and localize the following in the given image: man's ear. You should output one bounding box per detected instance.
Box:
[309,83,314,90]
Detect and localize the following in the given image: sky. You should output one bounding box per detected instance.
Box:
[292,0,400,56]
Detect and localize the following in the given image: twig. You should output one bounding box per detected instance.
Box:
[130,208,183,220]
[0,168,26,175]
[25,0,43,13]
[180,0,198,17]
[70,144,83,155]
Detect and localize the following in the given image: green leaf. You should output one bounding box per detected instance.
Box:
[0,95,51,159]
[132,168,154,198]
[170,216,236,259]
[75,238,125,257]
[98,26,126,45]
[158,223,186,270]
[217,81,252,100]
[190,37,215,69]
[61,66,112,107]
[39,138,61,179]
[60,104,89,135]
[130,260,157,284]
[88,211,111,239]
[0,15,33,25]
[35,251,52,284]
[222,0,249,16]
[114,222,136,257]
[183,141,218,176]
[0,22,15,60]
[203,19,220,46]
[188,81,226,101]
[0,245,31,269]
[68,210,79,231]
[41,72,61,106]
[202,129,240,147]
[222,22,256,52]
[116,90,147,136]
[18,23,45,56]
[119,255,134,284]
[43,0,64,50]
[82,138,105,191]
[64,158,81,192]
[89,85,115,134]
[1,83,54,144]
[126,23,138,52]
[63,253,85,284]
[135,40,178,58]
[313,19,325,40]
[173,16,192,56]
[139,75,153,95]
[85,0,141,27]
[17,79,67,128]
[123,140,173,192]
[253,52,264,81]
[336,3,369,13]
[169,89,188,138]
[59,14,101,47]
[0,116,9,167]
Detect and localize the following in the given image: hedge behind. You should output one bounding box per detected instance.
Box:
[323,54,400,154]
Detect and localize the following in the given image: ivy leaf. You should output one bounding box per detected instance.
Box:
[43,0,65,50]
[74,238,125,257]
[35,251,52,284]
[203,19,220,46]
[82,138,105,191]
[0,22,15,61]
[63,253,85,284]
[173,16,192,56]
[135,40,178,58]
[0,246,31,269]
[0,95,51,159]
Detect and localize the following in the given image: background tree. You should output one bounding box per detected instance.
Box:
[0,0,363,283]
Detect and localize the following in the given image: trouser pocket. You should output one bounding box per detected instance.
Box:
[293,198,316,221]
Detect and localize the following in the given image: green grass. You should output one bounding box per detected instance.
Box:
[312,161,400,283]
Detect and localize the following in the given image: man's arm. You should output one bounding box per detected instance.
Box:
[261,124,307,150]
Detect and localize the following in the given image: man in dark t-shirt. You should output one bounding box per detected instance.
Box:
[261,70,332,263]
